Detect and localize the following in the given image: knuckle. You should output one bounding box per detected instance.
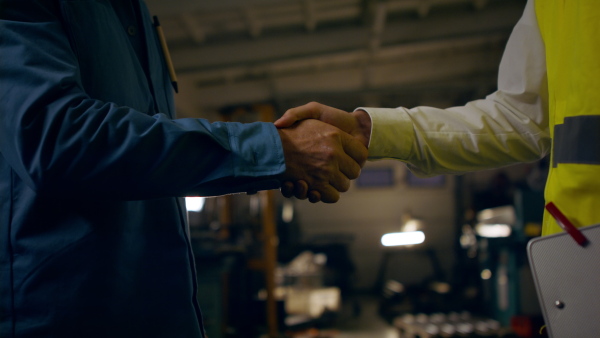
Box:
[308,190,320,200]
[324,149,337,161]
[328,127,342,137]
[280,183,293,197]
[307,101,319,108]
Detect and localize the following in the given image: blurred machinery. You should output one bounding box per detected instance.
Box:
[395,311,506,338]
[188,193,355,337]
[474,188,545,328]
[380,184,547,338]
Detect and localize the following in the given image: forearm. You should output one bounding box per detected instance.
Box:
[361,0,549,176]
[3,95,285,198]
[0,1,286,199]
[361,96,550,176]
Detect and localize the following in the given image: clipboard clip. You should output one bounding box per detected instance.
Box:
[545,202,589,247]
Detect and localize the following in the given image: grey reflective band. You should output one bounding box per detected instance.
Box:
[553,115,600,167]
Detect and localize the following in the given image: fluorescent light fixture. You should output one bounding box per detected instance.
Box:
[475,223,512,238]
[185,197,206,212]
[381,231,425,247]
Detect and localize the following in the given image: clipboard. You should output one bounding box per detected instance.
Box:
[527,223,600,337]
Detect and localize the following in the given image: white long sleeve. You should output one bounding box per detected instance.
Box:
[360,0,550,177]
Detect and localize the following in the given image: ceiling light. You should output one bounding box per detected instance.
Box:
[381,231,425,247]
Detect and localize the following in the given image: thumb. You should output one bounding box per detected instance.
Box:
[339,130,368,168]
[274,102,323,128]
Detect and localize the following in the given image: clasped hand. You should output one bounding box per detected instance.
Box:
[275,102,372,203]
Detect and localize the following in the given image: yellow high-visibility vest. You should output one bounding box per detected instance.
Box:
[535,1,600,235]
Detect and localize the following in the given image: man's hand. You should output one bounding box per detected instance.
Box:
[275,102,372,148]
[277,119,367,203]
[275,102,372,202]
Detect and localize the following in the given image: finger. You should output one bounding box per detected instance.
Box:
[339,131,369,167]
[293,180,309,199]
[280,181,295,198]
[334,133,366,180]
[328,168,352,193]
[274,102,323,128]
[308,190,321,203]
[317,185,340,203]
[337,153,363,181]
[319,110,356,135]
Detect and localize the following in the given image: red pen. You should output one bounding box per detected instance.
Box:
[545,202,589,246]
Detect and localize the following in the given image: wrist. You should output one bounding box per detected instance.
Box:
[352,109,372,148]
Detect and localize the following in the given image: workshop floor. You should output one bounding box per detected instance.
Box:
[284,293,398,338]
[335,294,398,338]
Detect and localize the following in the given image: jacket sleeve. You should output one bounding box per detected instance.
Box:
[0,0,285,199]
[360,0,550,177]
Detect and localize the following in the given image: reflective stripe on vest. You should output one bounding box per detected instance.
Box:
[553,115,600,167]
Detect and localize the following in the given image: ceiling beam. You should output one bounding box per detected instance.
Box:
[169,2,522,73]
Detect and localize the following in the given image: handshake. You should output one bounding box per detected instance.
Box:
[275,102,372,203]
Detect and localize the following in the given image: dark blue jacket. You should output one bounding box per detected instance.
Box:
[0,0,285,336]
